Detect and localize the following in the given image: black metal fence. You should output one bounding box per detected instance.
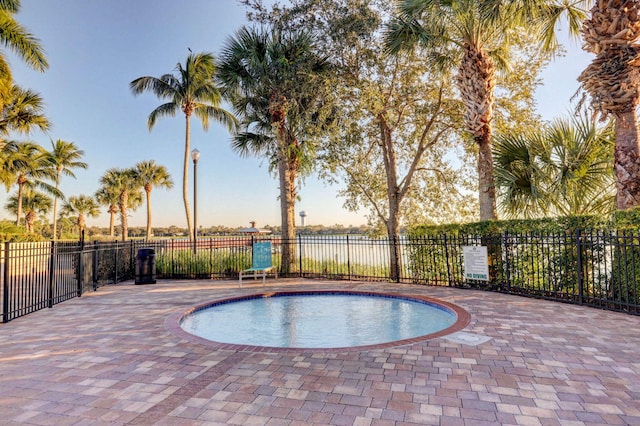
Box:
[405,230,640,314]
[1,240,148,322]
[2,231,639,322]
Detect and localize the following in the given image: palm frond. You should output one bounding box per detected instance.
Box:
[147,102,179,130]
[0,10,48,71]
[193,103,238,132]
[232,131,274,157]
[0,84,50,135]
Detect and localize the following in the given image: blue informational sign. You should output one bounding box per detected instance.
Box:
[252,242,272,269]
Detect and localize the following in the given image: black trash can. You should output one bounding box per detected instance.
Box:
[135,248,156,284]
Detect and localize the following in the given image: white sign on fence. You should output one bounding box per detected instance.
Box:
[462,246,489,281]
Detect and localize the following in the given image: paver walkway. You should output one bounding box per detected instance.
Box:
[1,279,639,425]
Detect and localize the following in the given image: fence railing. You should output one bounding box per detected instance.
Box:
[2,231,639,322]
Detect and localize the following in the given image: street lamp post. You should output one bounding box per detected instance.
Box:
[191,148,200,254]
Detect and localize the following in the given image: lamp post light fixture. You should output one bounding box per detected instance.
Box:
[191,148,200,254]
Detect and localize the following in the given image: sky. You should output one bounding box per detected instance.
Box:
[1,0,593,230]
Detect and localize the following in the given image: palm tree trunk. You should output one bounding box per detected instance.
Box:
[78,214,85,242]
[477,134,498,221]
[270,96,296,274]
[109,208,115,237]
[276,139,297,275]
[52,196,59,240]
[16,181,24,227]
[457,47,497,221]
[26,210,35,234]
[52,175,60,241]
[183,114,194,242]
[614,110,640,209]
[119,192,128,242]
[145,188,152,240]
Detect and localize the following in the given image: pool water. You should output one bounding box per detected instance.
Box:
[179,292,458,349]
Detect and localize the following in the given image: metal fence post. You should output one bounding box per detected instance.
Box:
[2,242,8,323]
[504,230,511,292]
[576,229,584,305]
[209,237,213,278]
[77,240,84,297]
[114,241,119,284]
[48,241,56,307]
[298,234,303,276]
[92,241,98,291]
[443,234,452,286]
[347,235,351,281]
[392,235,400,283]
[130,241,136,280]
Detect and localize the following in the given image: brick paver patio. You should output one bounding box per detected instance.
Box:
[1,279,639,425]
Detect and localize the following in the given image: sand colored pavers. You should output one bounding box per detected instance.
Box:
[1,279,640,425]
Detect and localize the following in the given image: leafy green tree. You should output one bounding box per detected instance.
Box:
[242,0,556,278]
[134,160,173,240]
[5,188,51,234]
[45,139,87,240]
[246,1,472,279]
[99,168,142,241]
[55,216,75,239]
[384,0,585,221]
[494,112,615,218]
[0,0,48,108]
[60,194,100,241]
[217,25,332,273]
[578,0,640,210]
[130,52,237,243]
[0,84,50,136]
[0,141,57,227]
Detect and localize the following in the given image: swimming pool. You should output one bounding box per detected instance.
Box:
[174,291,470,351]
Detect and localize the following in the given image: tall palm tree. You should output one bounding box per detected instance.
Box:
[60,195,100,241]
[99,168,141,241]
[5,188,51,234]
[0,140,56,227]
[217,26,332,273]
[134,160,173,240]
[494,112,615,218]
[0,84,50,136]
[578,0,640,210]
[94,185,120,238]
[0,0,48,108]
[384,0,585,221]
[130,52,237,242]
[45,139,87,241]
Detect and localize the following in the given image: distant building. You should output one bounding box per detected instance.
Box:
[238,221,271,234]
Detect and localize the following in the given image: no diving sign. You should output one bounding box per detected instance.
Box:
[462,246,489,281]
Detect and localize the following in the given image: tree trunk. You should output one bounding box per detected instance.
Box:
[386,208,402,282]
[278,151,297,274]
[145,188,152,240]
[26,210,35,234]
[109,208,115,237]
[614,110,640,209]
[457,47,497,221]
[119,192,128,242]
[78,214,85,242]
[183,114,194,242]
[52,178,60,241]
[477,133,498,221]
[15,179,24,226]
[270,95,297,274]
[379,115,403,281]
